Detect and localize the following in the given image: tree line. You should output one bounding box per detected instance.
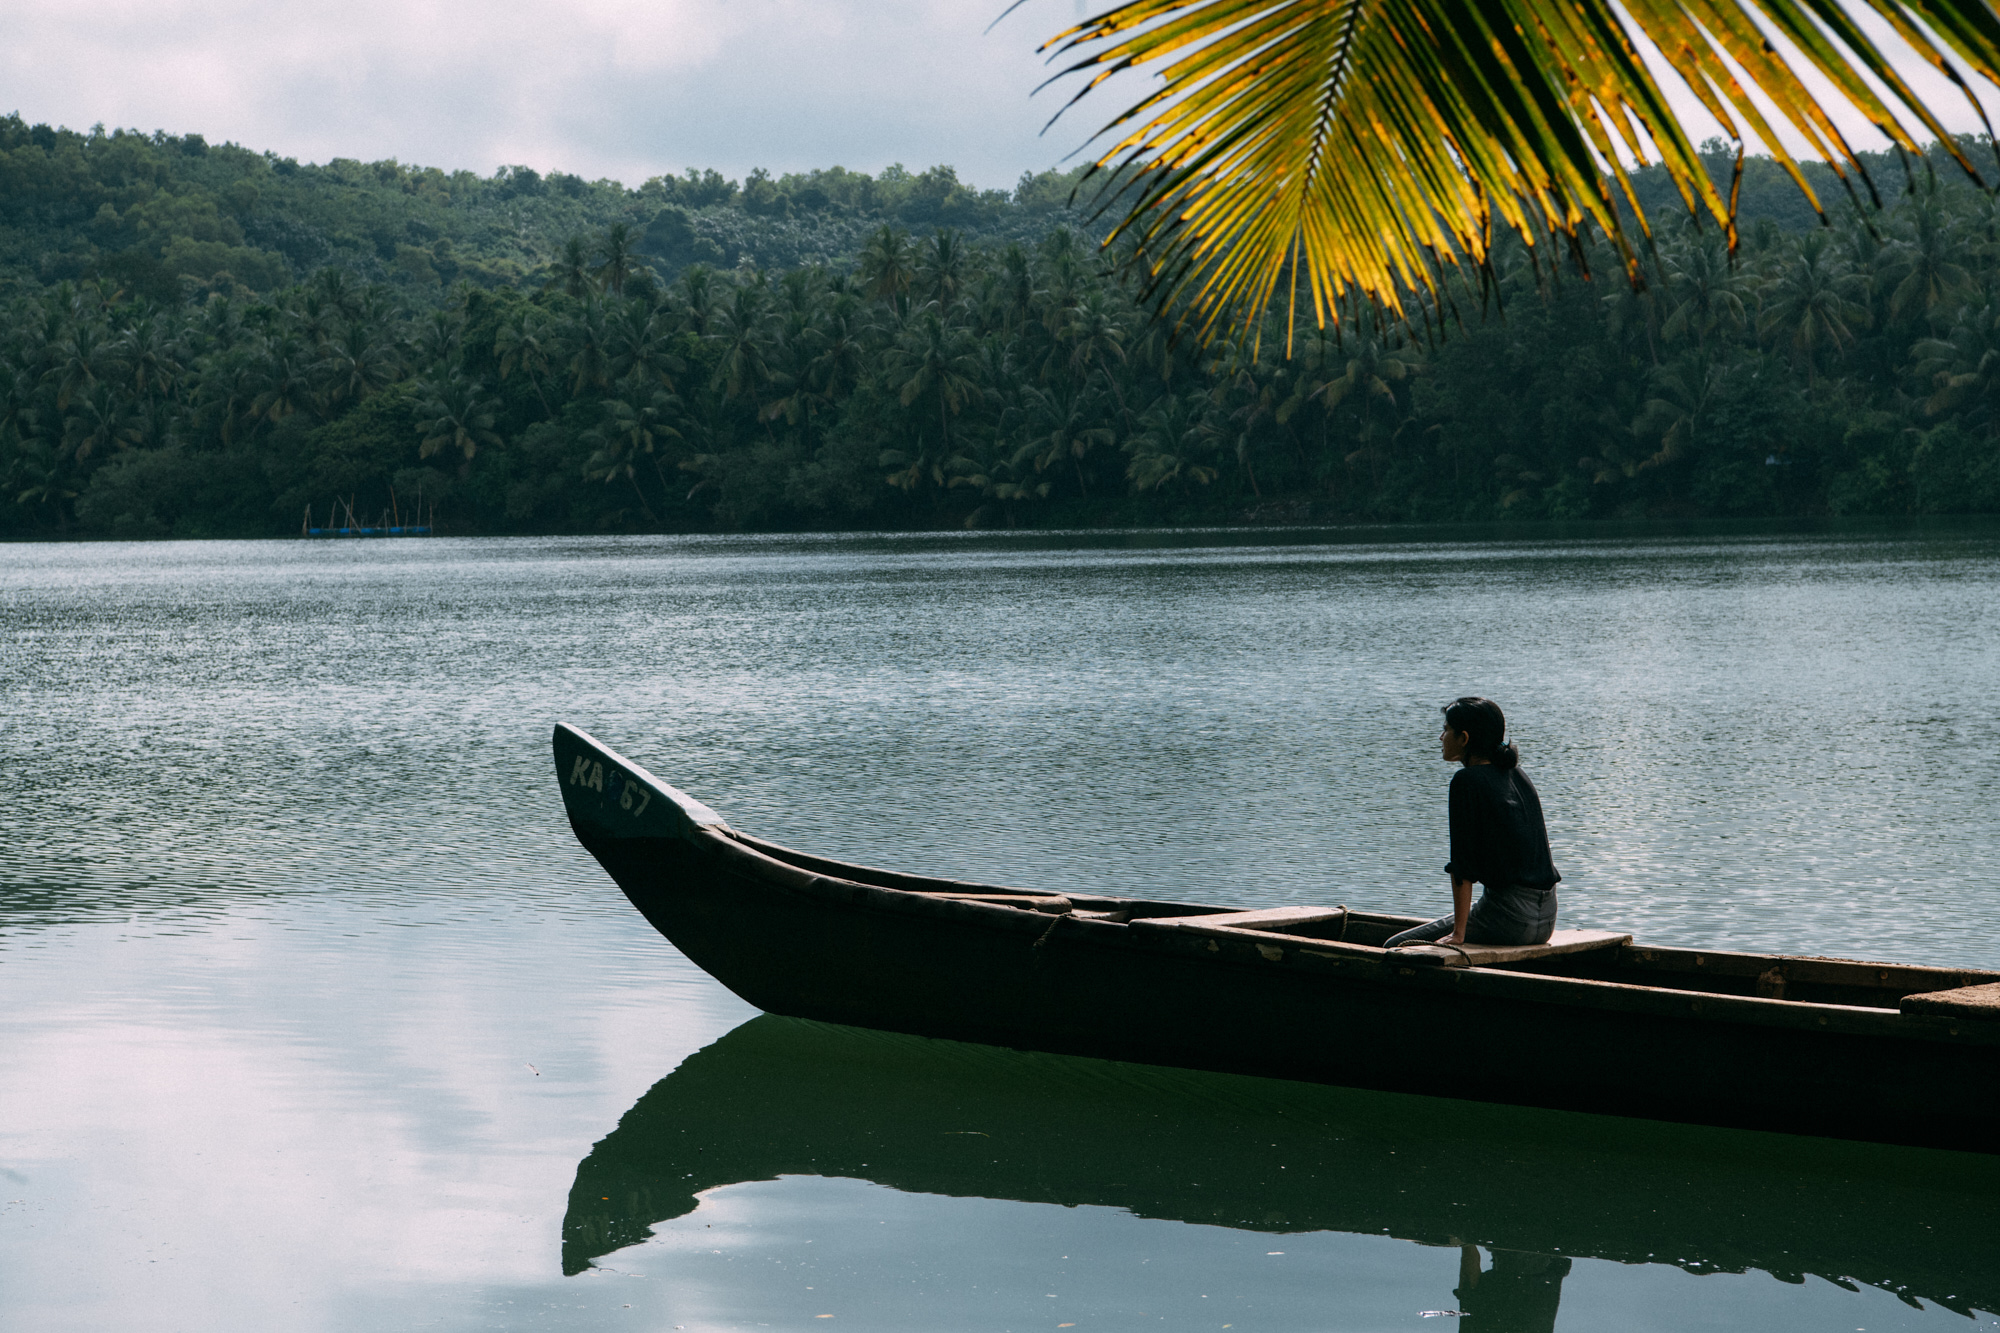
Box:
[2,119,1999,537]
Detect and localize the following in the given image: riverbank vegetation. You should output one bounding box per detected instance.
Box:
[3,115,1999,537]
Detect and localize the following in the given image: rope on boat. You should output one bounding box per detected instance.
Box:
[1031,908,1071,948]
[1390,937,1475,965]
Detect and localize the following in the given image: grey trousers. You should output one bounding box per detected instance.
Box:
[1385,889,1558,948]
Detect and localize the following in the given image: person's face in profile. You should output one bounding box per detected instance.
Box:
[1440,723,1469,764]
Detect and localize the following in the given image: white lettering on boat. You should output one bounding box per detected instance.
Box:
[619,779,652,816]
[568,751,653,817]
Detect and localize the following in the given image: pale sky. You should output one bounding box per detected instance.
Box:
[4,0,1998,193]
[2,0,1105,191]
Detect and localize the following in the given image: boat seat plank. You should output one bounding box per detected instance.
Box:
[1393,929,1632,969]
[1900,982,2000,1021]
[1139,906,1350,931]
[1136,912,1629,970]
[915,892,1073,914]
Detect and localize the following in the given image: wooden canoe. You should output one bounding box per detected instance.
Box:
[554,723,2000,1154]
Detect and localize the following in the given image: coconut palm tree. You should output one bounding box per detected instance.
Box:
[607,300,685,390]
[62,383,141,461]
[1012,378,1116,494]
[49,323,109,410]
[1037,0,2000,346]
[586,383,686,517]
[1630,351,1749,473]
[888,309,985,453]
[1883,185,1973,326]
[12,441,79,529]
[946,434,1052,526]
[116,309,183,401]
[248,332,315,423]
[494,305,557,417]
[773,266,816,314]
[1757,233,1870,381]
[131,398,181,453]
[917,230,970,308]
[566,299,615,396]
[858,226,916,303]
[415,373,503,469]
[546,237,592,300]
[1658,231,1751,348]
[593,223,638,297]
[783,297,869,428]
[994,243,1038,336]
[1060,290,1130,384]
[414,308,463,368]
[310,267,363,323]
[1314,334,1424,427]
[320,320,399,411]
[706,285,776,404]
[296,289,340,350]
[1124,391,1221,492]
[1911,295,2000,428]
[193,292,244,358]
[677,265,718,337]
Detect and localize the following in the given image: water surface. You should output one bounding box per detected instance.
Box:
[4,525,1998,1332]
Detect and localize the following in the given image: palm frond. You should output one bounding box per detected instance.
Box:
[1038,0,2000,349]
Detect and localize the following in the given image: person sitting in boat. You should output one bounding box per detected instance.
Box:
[1386,697,1560,949]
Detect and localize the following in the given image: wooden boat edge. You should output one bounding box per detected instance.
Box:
[553,723,2000,1056]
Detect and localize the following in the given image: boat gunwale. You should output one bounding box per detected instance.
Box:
[719,829,2000,993]
[556,724,1997,1050]
[691,827,2000,1049]
[723,827,1151,911]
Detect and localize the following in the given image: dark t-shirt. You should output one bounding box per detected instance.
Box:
[1445,764,1561,895]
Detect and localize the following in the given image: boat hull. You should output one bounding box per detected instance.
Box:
[556,725,2000,1154]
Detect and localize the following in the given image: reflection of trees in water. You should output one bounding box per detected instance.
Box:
[1455,1246,1571,1333]
[561,1014,2000,1317]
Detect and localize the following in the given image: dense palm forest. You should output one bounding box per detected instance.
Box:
[3,115,1998,537]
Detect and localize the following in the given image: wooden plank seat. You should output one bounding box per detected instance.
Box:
[1133,909,1630,970]
[914,891,1074,914]
[1138,906,1352,932]
[1900,981,2000,1020]
[1391,929,1633,969]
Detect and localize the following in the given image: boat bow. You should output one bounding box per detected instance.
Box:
[554,723,728,844]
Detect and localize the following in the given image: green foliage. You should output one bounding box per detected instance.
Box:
[5,115,2000,537]
[1045,0,2000,344]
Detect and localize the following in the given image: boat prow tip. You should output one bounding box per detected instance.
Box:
[551,722,730,841]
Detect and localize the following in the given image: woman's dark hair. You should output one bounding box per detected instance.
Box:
[1443,696,1519,769]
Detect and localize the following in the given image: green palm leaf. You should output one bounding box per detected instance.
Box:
[1036,0,2000,347]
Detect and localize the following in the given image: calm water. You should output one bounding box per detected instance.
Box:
[3,525,1998,1333]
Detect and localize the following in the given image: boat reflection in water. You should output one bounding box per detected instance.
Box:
[1451,1247,1570,1329]
[563,1015,1999,1325]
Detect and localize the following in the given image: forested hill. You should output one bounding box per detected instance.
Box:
[0,118,1087,301]
[3,115,2000,539]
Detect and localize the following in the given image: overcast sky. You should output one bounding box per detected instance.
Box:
[3,0,1111,191]
[5,0,1998,194]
